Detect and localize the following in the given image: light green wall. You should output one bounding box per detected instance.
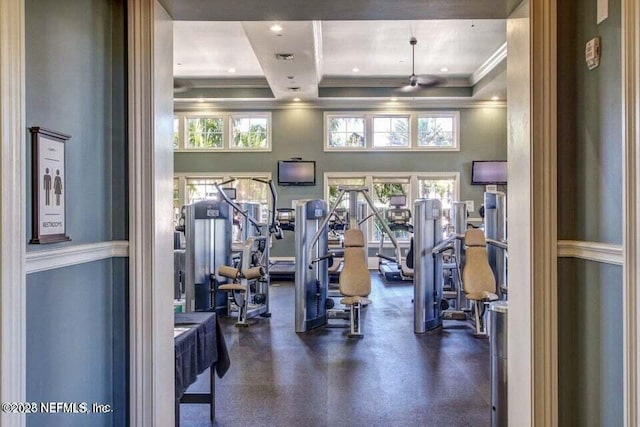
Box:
[557,0,623,423]
[175,107,507,256]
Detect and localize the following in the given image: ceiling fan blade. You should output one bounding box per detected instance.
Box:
[416,76,447,88]
[396,85,419,93]
[173,79,192,93]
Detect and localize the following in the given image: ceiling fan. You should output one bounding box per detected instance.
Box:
[397,37,446,92]
[174,79,193,94]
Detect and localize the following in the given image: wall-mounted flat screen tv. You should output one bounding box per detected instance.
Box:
[471,160,507,185]
[277,160,316,186]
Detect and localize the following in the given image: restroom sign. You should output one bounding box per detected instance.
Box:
[29,127,71,244]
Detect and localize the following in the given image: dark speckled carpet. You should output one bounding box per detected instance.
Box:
[180,273,490,427]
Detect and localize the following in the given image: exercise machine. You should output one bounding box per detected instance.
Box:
[378,194,413,282]
[413,199,445,333]
[180,198,234,314]
[484,191,507,298]
[296,186,400,337]
[213,179,277,325]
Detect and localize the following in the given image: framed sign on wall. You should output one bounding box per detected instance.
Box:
[29,127,71,244]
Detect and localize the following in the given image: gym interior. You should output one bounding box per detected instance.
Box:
[1,0,629,426]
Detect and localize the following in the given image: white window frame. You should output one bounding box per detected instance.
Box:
[323,111,460,152]
[183,115,225,150]
[371,115,412,149]
[416,111,460,151]
[324,114,368,149]
[228,113,272,151]
[173,111,272,152]
[323,171,460,245]
[175,172,273,206]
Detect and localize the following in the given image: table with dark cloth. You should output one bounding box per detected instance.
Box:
[174,312,230,425]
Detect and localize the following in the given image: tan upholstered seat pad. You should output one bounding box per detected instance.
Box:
[340,296,372,305]
[465,228,487,247]
[462,247,495,299]
[344,229,365,247]
[218,265,239,279]
[339,247,371,297]
[218,284,247,292]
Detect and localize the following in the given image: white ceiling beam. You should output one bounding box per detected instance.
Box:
[242,21,319,100]
[469,42,507,86]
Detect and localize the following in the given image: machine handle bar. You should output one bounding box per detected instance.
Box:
[252,178,279,231]
[309,253,335,268]
[377,253,396,263]
[486,238,508,250]
[432,234,462,254]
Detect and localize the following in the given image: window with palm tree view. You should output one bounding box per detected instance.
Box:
[325,111,459,151]
[327,116,366,148]
[173,113,271,151]
[324,173,458,243]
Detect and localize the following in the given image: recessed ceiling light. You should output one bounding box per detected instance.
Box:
[270,24,283,32]
[390,97,398,102]
[352,67,360,73]
[491,96,500,101]
[228,67,236,73]
[293,97,301,102]
[440,67,449,72]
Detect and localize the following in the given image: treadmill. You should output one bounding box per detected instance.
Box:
[378,195,413,282]
[270,208,296,281]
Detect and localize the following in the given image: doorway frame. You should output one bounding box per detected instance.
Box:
[4,0,639,425]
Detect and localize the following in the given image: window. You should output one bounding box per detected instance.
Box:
[174,113,272,151]
[324,172,459,243]
[230,115,269,149]
[175,174,273,230]
[173,178,181,225]
[327,177,366,210]
[324,111,460,151]
[185,177,223,203]
[417,177,456,227]
[231,177,271,223]
[373,116,410,147]
[417,113,458,148]
[371,177,411,241]
[173,118,180,149]
[186,117,223,149]
[327,116,366,148]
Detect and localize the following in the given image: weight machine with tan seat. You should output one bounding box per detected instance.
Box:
[217,236,269,327]
[462,228,499,336]
[295,187,399,337]
[339,229,372,337]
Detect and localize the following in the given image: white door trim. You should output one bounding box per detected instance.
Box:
[622,0,640,424]
[128,1,175,425]
[0,0,27,426]
[530,0,558,423]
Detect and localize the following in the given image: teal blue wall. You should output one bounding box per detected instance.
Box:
[557,259,623,426]
[557,0,622,423]
[175,107,507,256]
[25,0,128,425]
